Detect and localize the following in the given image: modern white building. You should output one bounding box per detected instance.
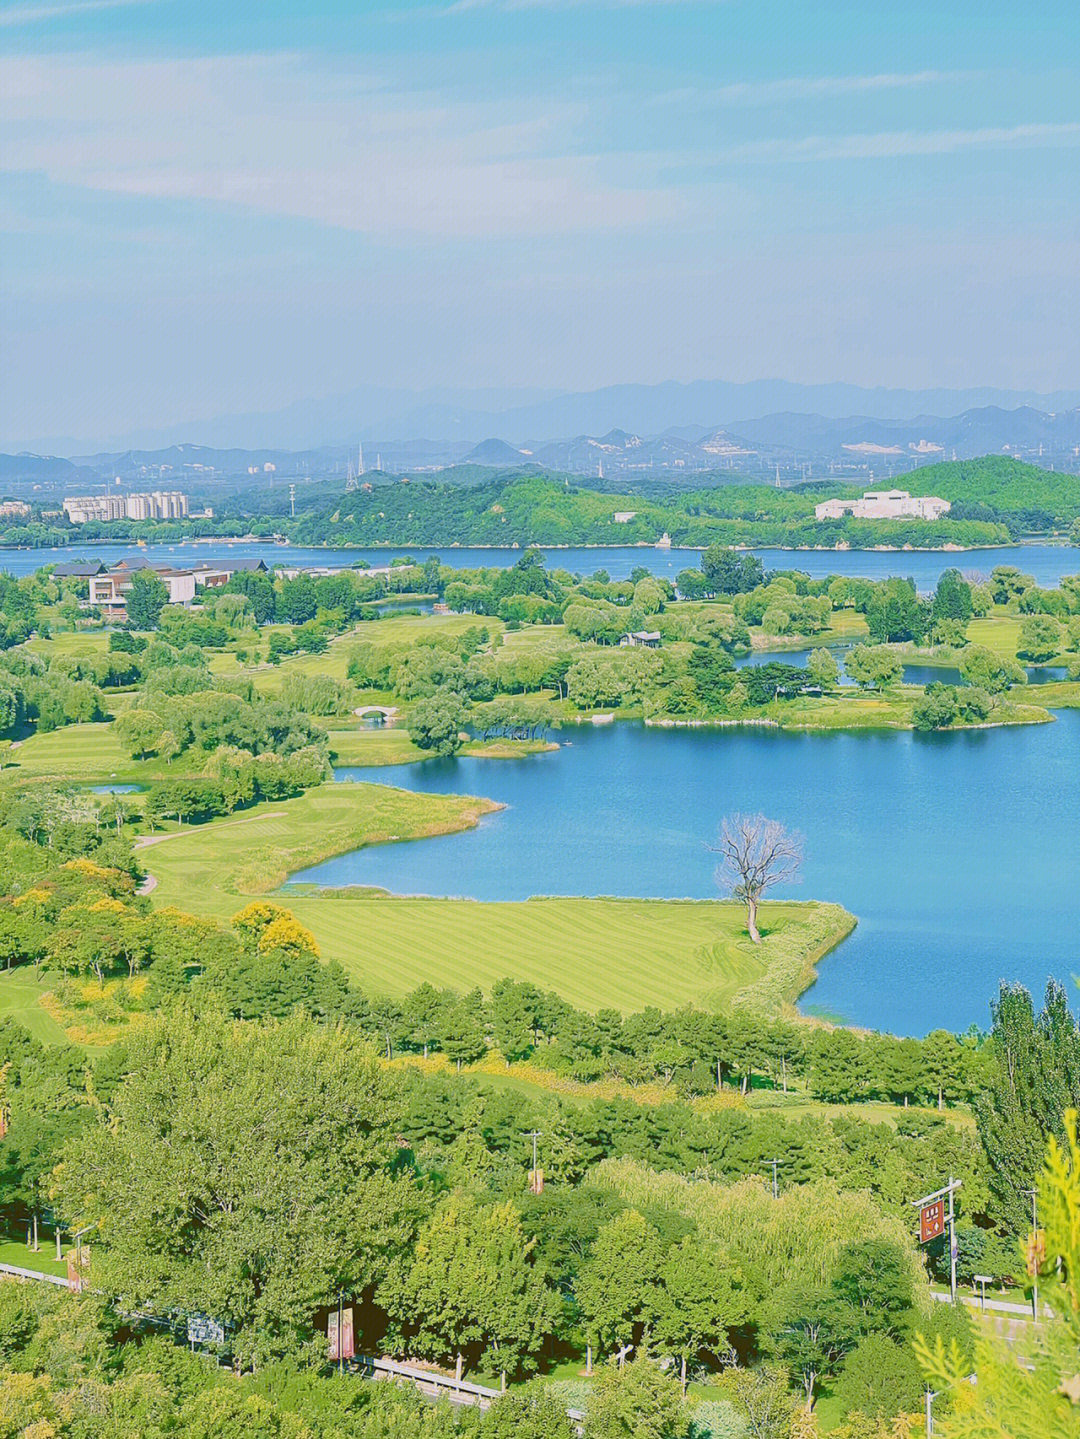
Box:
[63,491,190,523]
[815,489,951,522]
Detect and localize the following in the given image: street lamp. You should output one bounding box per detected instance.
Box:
[1021,1186,1039,1322]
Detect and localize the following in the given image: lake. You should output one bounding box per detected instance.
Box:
[3,538,1080,590]
[288,714,1080,1037]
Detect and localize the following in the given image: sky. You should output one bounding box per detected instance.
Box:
[3,0,1080,449]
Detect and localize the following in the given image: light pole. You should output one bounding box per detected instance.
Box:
[527,1130,542,1194]
[925,1386,937,1437]
[764,1158,781,1200]
[1021,1186,1039,1322]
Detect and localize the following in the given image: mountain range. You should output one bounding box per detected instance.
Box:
[6,404,1080,491]
[19,379,1080,457]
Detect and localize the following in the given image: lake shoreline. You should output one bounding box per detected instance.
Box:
[4,534,1071,556]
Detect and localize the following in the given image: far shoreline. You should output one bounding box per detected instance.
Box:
[3,533,1076,557]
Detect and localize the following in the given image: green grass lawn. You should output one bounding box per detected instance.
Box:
[145,780,499,907]
[7,722,139,783]
[0,968,72,1046]
[142,780,852,1012]
[966,615,1023,657]
[327,728,427,766]
[0,1238,68,1279]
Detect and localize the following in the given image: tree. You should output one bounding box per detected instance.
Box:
[583,1355,689,1439]
[832,1333,923,1419]
[1017,614,1063,662]
[647,1238,747,1388]
[575,1210,664,1361]
[764,1284,859,1405]
[125,570,170,630]
[720,1366,799,1439]
[55,1008,411,1368]
[701,547,764,596]
[912,681,960,731]
[932,569,973,629]
[712,813,802,944]
[482,1383,575,1439]
[806,648,839,689]
[378,1196,560,1377]
[958,645,1024,694]
[974,980,1080,1233]
[408,689,469,756]
[843,644,902,690]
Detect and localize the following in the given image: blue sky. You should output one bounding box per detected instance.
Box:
[3,0,1080,447]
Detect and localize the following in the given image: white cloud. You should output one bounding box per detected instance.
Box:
[0,51,703,238]
[438,0,702,11]
[658,70,971,107]
[716,122,1080,164]
[0,0,152,25]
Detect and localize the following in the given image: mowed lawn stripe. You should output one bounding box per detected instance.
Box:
[278,894,826,1014]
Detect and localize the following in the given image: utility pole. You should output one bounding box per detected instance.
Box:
[764,1158,781,1200]
[527,1130,543,1193]
[1021,1186,1039,1322]
[337,1291,344,1376]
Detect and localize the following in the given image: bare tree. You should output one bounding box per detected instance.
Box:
[711,812,802,943]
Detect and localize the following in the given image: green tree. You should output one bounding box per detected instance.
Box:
[584,1355,689,1439]
[55,1008,411,1367]
[843,644,902,690]
[125,570,170,630]
[974,980,1080,1233]
[912,681,960,731]
[1016,614,1063,662]
[647,1238,748,1388]
[806,648,839,689]
[958,645,1024,693]
[408,688,469,756]
[378,1196,560,1377]
[832,1332,923,1419]
[482,1382,575,1439]
[764,1283,860,1405]
[701,548,764,596]
[575,1211,664,1362]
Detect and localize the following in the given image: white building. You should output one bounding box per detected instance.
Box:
[815,489,951,522]
[63,491,189,523]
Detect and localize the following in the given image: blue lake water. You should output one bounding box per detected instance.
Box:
[3,539,1079,590]
[288,715,1080,1037]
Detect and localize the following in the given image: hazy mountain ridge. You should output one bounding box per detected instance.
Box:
[21,380,1080,456]
[7,403,1080,491]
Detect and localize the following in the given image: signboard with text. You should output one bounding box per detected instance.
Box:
[920,1198,946,1243]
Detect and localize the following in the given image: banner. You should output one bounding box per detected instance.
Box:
[920,1198,946,1243]
[329,1306,355,1362]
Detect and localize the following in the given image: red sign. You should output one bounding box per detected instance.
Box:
[329,1306,355,1362]
[920,1199,946,1243]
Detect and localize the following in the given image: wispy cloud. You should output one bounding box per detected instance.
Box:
[716,122,1080,164]
[0,52,705,238]
[0,0,152,25]
[438,0,704,12]
[659,70,972,107]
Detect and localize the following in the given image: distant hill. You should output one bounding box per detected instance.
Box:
[0,452,93,485]
[25,379,1080,455]
[463,438,530,466]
